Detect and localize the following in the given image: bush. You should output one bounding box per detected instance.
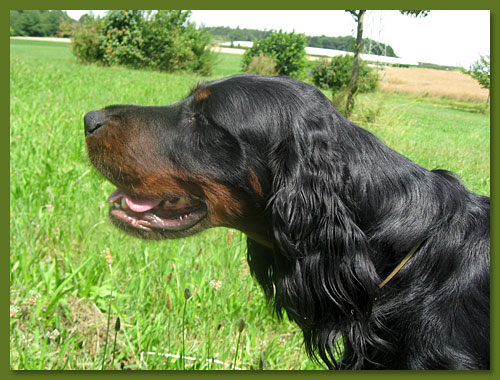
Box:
[245,54,278,76]
[71,10,214,75]
[242,30,307,78]
[99,10,144,67]
[70,15,104,64]
[140,10,215,74]
[311,55,379,94]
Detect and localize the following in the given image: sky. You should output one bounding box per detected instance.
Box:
[65,10,490,68]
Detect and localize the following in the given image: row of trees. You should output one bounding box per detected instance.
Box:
[10,10,73,37]
[308,35,397,57]
[206,26,397,57]
[205,26,271,42]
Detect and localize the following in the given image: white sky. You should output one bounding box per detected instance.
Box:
[65,10,490,68]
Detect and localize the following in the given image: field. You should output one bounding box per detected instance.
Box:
[10,39,490,370]
[378,66,489,104]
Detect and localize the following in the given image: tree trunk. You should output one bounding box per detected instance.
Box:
[345,10,366,117]
[483,89,490,113]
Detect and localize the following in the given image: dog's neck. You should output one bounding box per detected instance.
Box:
[231,215,273,248]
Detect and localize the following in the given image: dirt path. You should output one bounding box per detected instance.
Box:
[11,36,71,43]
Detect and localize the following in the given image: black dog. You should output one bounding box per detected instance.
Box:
[85,74,489,369]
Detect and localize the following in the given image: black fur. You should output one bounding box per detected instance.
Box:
[85,74,490,369]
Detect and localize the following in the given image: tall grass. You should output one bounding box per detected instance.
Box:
[10,39,489,370]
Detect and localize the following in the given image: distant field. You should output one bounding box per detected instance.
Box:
[10,38,489,370]
[378,66,489,103]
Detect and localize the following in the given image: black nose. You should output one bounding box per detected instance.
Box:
[84,110,106,136]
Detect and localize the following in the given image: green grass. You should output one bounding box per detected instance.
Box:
[10,39,490,370]
[10,39,316,370]
[351,92,490,196]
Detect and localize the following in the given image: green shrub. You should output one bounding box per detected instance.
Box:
[245,53,278,76]
[71,10,214,75]
[242,30,307,78]
[70,15,104,64]
[99,10,144,68]
[183,24,216,75]
[311,55,379,94]
[311,59,337,90]
[139,10,215,74]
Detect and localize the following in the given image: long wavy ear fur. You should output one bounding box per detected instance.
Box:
[266,114,384,369]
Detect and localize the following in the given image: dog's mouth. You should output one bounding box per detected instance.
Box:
[107,189,208,237]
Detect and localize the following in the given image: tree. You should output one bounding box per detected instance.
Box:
[469,54,490,109]
[343,10,430,117]
[10,10,72,37]
[344,10,366,117]
[399,10,431,17]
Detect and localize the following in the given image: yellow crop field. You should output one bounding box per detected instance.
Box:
[378,66,489,103]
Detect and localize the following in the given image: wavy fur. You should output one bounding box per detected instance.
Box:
[86,74,490,369]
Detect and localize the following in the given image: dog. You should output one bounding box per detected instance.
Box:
[84,74,490,369]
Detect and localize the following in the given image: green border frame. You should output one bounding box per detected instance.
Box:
[6,2,498,379]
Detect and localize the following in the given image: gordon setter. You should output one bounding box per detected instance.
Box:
[84,74,490,370]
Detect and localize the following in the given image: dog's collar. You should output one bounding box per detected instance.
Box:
[378,242,422,288]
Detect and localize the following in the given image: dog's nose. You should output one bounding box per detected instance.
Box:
[84,110,106,136]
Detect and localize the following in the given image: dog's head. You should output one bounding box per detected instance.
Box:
[84,74,324,243]
[85,73,385,369]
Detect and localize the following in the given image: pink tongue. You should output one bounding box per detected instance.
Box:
[125,197,162,213]
[107,189,162,213]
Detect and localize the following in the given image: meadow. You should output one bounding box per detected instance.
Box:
[10,39,490,370]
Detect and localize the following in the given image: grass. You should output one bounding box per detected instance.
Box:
[10,39,315,370]
[351,92,490,196]
[10,38,490,370]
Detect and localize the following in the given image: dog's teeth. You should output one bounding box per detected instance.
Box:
[121,198,128,209]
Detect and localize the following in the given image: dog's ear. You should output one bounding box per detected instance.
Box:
[268,119,382,368]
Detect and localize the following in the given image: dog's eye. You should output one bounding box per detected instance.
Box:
[193,113,210,127]
[182,115,196,128]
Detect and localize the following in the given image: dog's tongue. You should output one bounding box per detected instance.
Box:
[107,189,162,212]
